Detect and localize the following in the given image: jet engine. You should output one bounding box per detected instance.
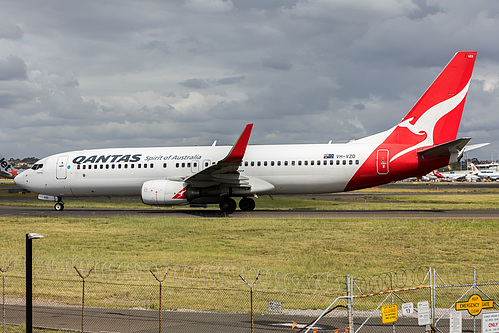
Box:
[141,179,228,206]
[141,180,189,206]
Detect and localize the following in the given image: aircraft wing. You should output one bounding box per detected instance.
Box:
[185,124,253,188]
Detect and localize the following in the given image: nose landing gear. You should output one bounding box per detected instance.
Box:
[54,200,64,211]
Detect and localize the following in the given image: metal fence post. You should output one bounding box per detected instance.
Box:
[1,261,14,333]
[427,267,435,333]
[346,275,354,332]
[74,266,95,333]
[150,268,170,333]
[239,272,261,333]
[26,233,43,333]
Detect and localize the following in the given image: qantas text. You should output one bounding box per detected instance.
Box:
[72,153,203,164]
[73,154,142,164]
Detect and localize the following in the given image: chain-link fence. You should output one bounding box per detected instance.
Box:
[1,254,498,333]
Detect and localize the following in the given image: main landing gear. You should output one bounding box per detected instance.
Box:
[219,197,255,213]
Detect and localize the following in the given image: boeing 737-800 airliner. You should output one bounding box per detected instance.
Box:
[2,51,477,212]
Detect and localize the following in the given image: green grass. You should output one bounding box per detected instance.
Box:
[1,182,498,277]
[1,216,497,277]
[0,183,497,314]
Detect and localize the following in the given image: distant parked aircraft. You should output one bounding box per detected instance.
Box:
[0,154,20,179]
[470,162,499,180]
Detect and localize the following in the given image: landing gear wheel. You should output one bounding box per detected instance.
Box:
[54,202,65,211]
[239,197,255,211]
[219,198,237,213]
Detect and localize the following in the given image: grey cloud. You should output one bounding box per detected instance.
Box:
[0,0,498,160]
[0,22,23,40]
[179,78,210,89]
[216,75,246,85]
[0,56,27,81]
[262,57,293,71]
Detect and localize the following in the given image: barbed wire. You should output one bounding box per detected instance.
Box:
[2,253,497,295]
[1,253,345,294]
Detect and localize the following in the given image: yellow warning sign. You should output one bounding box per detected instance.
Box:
[455,294,493,316]
[381,304,398,324]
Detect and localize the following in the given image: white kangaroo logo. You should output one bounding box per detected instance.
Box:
[390,80,471,162]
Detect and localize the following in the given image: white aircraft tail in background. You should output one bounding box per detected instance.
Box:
[0,155,21,179]
[9,51,478,212]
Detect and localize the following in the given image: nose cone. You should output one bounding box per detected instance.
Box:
[14,173,23,186]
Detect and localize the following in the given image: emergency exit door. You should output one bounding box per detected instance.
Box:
[376,150,389,175]
[56,155,68,179]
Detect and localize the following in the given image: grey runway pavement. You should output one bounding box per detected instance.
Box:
[1,204,499,219]
[4,304,454,333]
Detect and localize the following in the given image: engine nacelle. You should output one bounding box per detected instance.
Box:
[141,180,189,206]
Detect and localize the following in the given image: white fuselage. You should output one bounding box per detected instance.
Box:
[16,141,378,198]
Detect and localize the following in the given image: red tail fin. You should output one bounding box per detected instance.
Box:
[389,52,476,162]
[401,52,476,144]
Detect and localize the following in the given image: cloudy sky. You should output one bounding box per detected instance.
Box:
[1,0,499,161]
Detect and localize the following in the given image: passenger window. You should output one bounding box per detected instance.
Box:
[257,161,261,166]
[106,164,109,169]
[112,164,115,169]
[150,163,154,168]
[100,165,104,169]
[336,160,340,165]
[181,163,185,168]
[277,161,281,166]
[298,161,302,166]
[163,163,167,168]
[317,160,321,165]
[291,161,295,166]
[304,161,308,166]
[77,165,81,170]
[144,164,148,168]
[138,164,141,168]
[245,161,249,167]
[311,161,314,166]
[356,160,359,165]
[131,164,134,169]
[118,164,121,169]
[187,163,191,168]
[330,160,334,165]
[251,161,255,167]
[343,160,346,165]
[349,160,353,165]
[205,162,209,167]
[264,161,268,166]
[284,161,288,166]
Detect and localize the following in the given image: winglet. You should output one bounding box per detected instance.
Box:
[221,124,253,163]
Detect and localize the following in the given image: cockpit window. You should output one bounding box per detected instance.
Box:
[31,164,44,170]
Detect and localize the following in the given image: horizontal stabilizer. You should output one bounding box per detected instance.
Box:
[417,137,471,158]
[464,142,490,152]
